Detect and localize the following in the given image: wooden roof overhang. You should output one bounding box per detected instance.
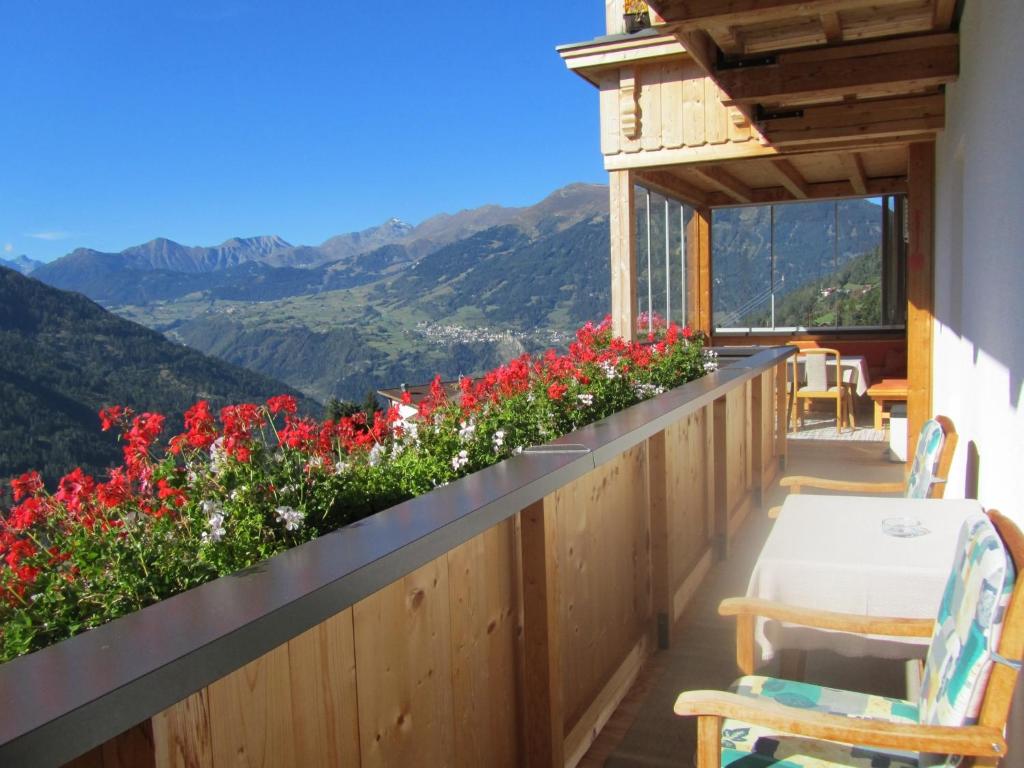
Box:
[558,0,959,209]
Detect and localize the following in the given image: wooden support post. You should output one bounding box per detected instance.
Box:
[686,206,713,336]
[647,430,672,649]
[609,170,638,341]
[775,361,788,470]
[712,396,729,561]
[750,373,764,507]
[520,500,564,768]
[906,142,935,462]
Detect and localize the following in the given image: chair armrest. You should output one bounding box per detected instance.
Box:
[673,690,1006,758]
[779,475,906,494]
[719,597,934,638]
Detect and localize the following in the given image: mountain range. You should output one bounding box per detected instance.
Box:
[20,184,884,407]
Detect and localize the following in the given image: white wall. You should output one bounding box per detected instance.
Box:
[933,0,1024,523]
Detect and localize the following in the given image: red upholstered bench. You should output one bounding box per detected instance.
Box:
[866,378,909,430]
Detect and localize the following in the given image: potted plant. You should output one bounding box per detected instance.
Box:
[623,0,651,33]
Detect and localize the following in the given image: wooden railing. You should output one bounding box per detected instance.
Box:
[0,346,793,768]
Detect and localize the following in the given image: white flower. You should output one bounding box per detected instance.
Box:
[599,360,619,380]
[703,349,719,373]
[200,500,223,518]
[451,449,469,471]
[306,455,324,470]
[492,429,506,452]
[368,444,385,466]
[514,446,524,455]
[230,489,242,501]
[209,437,227,473]
[334,460,350,475]
[458,420,476,441]
[577,393,594,407]
[202,511,226,543]
[275,505,305,531]
[634,383,659,399]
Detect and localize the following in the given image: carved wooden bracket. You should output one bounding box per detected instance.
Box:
[620,67,640,140]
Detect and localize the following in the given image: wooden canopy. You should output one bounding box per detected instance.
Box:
[559,0,957,206]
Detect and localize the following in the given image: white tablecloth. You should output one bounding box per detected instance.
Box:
[748,495,983,662]
[795,354,871,396]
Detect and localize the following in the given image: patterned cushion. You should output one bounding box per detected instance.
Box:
[904,419,945,498]
[917,513,1014,768]
[722,676,919,767]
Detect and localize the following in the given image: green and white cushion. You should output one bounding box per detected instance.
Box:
[716,515,1014,768]
[917,512,1015,766]
[904,419,946,498]
[720,676,919,767]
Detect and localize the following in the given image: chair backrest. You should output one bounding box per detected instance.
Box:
[917,511,1023,767]
[905,416,957,499]
[801,348,840,392]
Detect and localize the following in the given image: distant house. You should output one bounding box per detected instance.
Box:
[377,379,467,423]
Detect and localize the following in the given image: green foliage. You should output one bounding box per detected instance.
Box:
[747,247,883,328]
[0,322,713,661]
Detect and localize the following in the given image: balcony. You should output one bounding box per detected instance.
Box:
[1,346,793,766]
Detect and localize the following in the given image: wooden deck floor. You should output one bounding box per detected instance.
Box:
[580,438,907,767]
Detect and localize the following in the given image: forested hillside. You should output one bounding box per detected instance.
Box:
[0,268,316,483]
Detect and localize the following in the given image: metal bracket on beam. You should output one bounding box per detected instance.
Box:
[716,51,777,71]
[756,105,804,121]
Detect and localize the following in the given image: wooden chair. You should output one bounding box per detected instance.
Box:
[675,509,1024,768]
[790,348,852,435]
[768,415,958,518]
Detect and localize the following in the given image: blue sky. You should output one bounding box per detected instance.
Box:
[1,2,607,262]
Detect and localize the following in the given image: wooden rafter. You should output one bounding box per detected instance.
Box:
[840,152,868,195]
[706,175,906,207]
[634,170,711,208]
[757,93,945,146]
[820,11,842,43]
[933,0,957,30]
[706,25,745,56]
[692,167,753,203]
[716,34,958,106]
[766,159,809,199]
[651,0,906,31]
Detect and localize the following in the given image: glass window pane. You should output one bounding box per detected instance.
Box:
[771,200,837,328]
[635,186,652,332]
[646,191,668,330]
[835,198,883,327]
[712,206,771,328]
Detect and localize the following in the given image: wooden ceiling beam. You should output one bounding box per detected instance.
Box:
[778,131,936,155]
[757,93,945,145]
[716,33,958,106]
[692,167,755,203]
[706,175,906,207]
[650,0,906,31]
[633,170,711,208]
[820,11,842,43]
[706,25,745,56]
[933,0,957,30]
[766,159,809,199]
[840,152,868,195]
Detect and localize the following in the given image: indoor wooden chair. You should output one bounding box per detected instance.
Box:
[675,509,1024,768]
[768,415,958,518]
[790,348,852,435]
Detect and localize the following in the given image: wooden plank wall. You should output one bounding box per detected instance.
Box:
[65,368,787,768]
[599,60,754,160]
